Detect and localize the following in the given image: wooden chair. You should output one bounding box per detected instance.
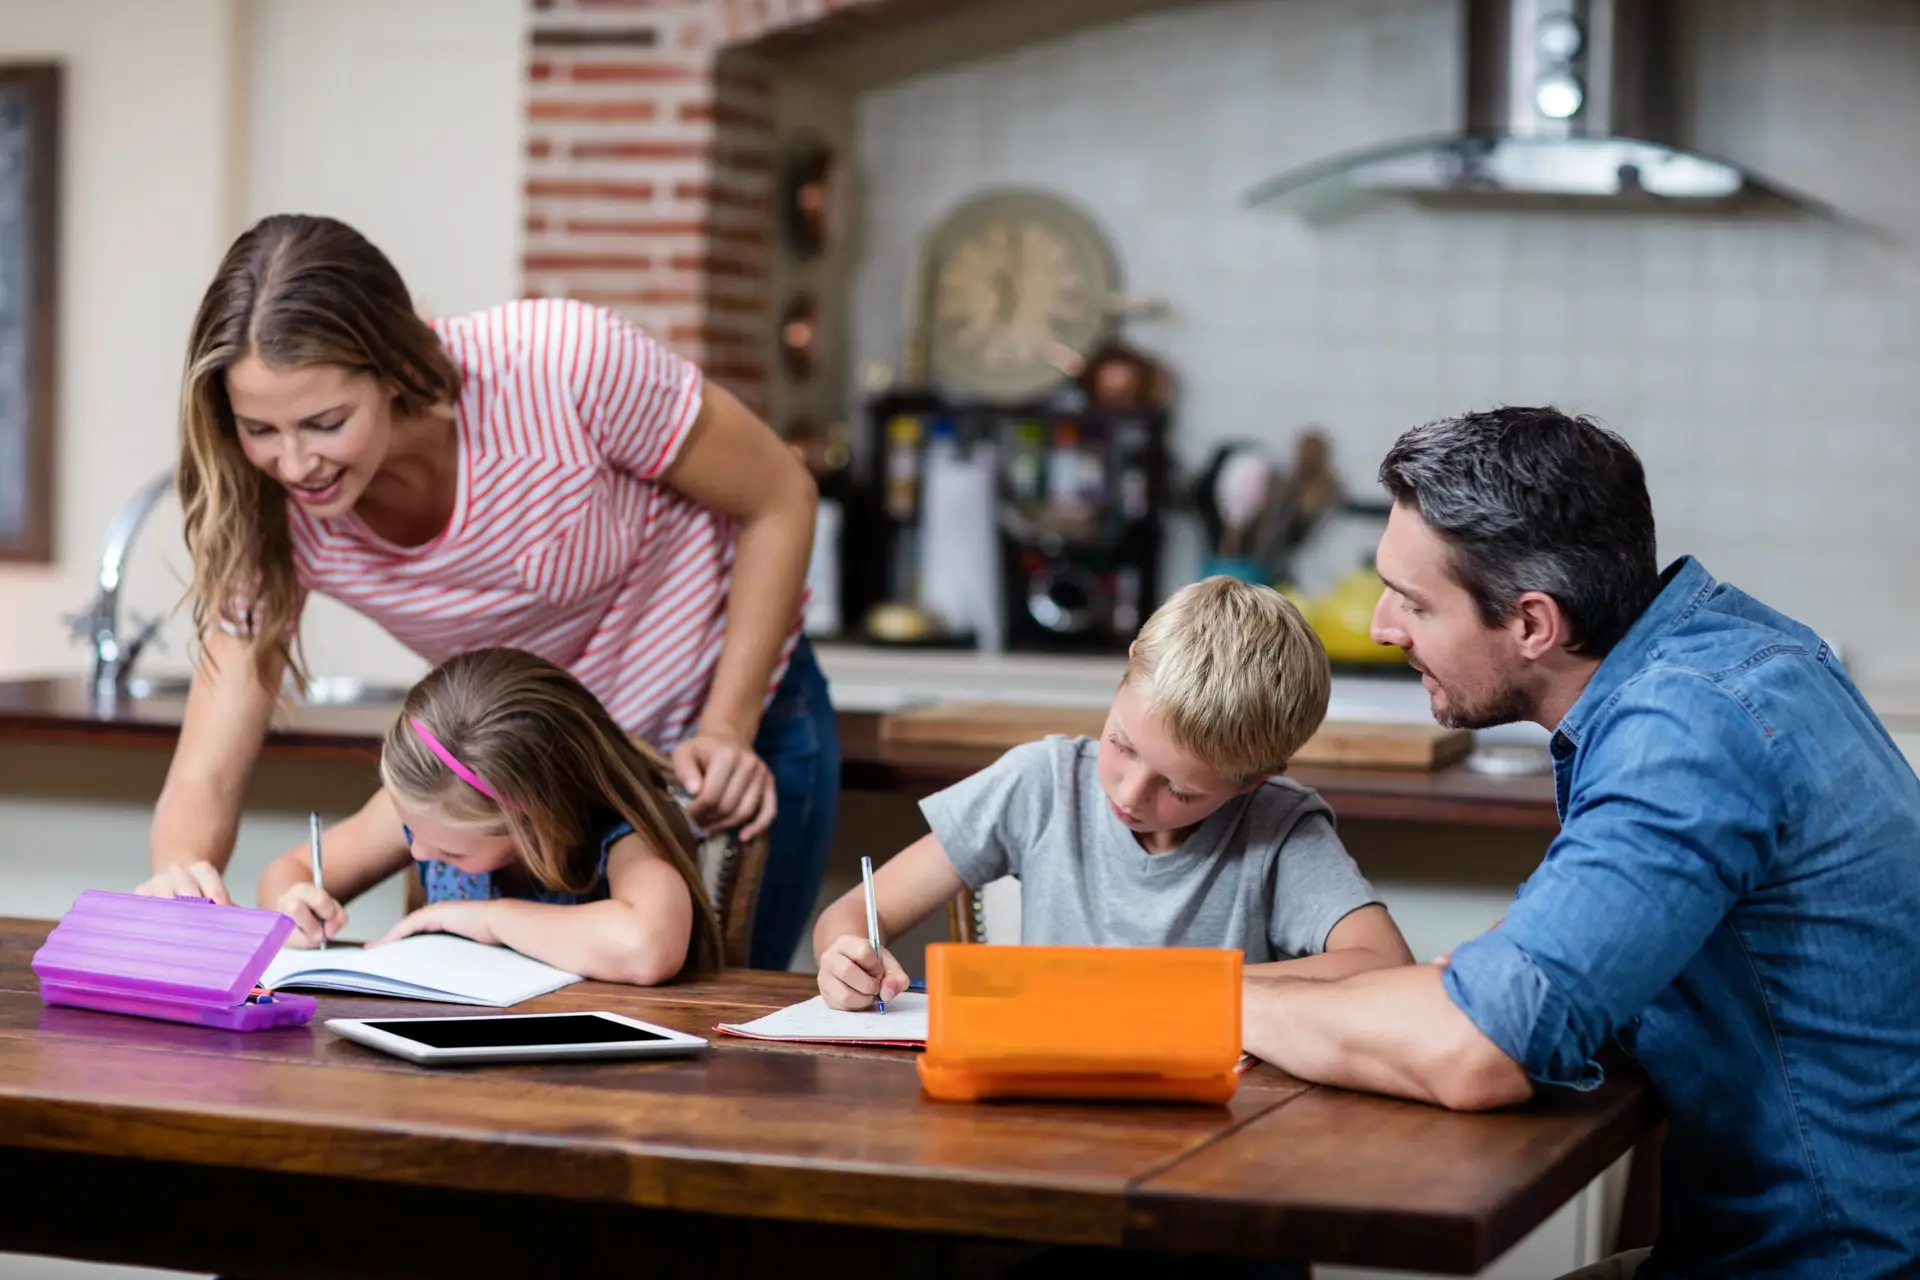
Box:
[947,878,1020,944]
[947,888,983,944]
[701,827,769,969]
[400,814,771,970]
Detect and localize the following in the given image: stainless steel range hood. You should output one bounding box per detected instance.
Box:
[1247,0,1854,225]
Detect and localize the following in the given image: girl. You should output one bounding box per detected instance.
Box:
[139,213,836,970]
[258,648,723,984]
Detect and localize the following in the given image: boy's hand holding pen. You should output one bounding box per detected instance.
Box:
[814,856,910,1011]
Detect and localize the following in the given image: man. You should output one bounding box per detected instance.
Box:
[1243,407,1920,1279]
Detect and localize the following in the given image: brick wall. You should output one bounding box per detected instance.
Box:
[523,0,888,415]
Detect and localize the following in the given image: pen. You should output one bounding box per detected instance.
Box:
[308,810,327,951]
[861,854,883,1013]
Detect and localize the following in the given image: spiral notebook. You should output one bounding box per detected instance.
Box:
[259,935,581,1008]
[716,993,930,1047]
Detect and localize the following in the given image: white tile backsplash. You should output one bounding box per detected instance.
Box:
[849,0,1920,684]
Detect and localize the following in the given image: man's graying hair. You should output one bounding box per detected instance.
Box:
[1377,407,1661,657]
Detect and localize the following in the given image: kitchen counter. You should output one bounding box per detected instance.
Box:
[811,642,1461,721]
[0,676,1560,829]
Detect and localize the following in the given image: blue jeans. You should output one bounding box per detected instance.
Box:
[748,638,840,969]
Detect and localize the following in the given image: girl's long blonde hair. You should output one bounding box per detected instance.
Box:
[378,648,724,978]
[180,214,460,692]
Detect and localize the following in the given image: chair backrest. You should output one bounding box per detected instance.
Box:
[699,827,769,969]
[398,802,771,970]
[947,877,1021,945]
[947,888,981,944]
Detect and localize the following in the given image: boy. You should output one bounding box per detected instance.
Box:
[815,576,1413,1009]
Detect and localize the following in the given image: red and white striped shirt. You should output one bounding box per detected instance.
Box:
[283,298,799,749]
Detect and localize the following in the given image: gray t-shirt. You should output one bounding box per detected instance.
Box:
[920,735,1381,961]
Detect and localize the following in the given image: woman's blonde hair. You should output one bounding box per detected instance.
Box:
[1122,576,1331,783]
[179,214,461,693]
[378,648,724,978]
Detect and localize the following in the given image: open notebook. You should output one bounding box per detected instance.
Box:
[259,935,581,1008]
[717,993,929,1047]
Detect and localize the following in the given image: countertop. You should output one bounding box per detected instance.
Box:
[14,642,1913,828]
[0,673,1562,830]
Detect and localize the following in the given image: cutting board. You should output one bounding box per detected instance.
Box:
[880,703,1471,772]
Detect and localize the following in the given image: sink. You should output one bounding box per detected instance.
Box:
[123,676,195,700]
[123,674,410,707]
[302,676,411,707]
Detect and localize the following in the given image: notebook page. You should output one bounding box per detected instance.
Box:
[260,935,581,1007]
[716,993,928,1044]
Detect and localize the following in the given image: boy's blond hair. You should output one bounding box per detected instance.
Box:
[1122,576,1331,782]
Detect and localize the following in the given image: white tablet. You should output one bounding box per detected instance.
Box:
[325,1011,709,1066]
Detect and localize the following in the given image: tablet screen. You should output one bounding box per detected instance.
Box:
[359,1014,671,1050]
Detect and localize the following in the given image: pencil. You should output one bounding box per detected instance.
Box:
[308,810,327,951]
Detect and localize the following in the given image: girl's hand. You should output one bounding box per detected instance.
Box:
[136,860,233,905]
[671,731,777,840]
[276,882,348,948]
[375,900,501,948]
[816,934,908,1011]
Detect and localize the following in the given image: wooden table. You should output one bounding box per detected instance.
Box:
[0,677,1562,829]
[0,919,1654,1278]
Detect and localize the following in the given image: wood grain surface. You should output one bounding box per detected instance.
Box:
[0,916,1653,1276]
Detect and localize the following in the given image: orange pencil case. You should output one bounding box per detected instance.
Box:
[915,943,1242,1104]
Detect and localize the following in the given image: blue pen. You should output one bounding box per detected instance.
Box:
[907,979,926,993]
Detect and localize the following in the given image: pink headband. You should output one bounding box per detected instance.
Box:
[410,717,519,810]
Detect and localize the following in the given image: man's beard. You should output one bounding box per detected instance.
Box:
[1429,677,1533,731]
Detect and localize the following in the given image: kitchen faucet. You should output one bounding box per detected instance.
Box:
[68,467,175,706]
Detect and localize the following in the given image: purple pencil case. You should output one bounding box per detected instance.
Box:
[33,889,316,1031]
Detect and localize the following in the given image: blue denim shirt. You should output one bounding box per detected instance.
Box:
[1442,557,1920,1279]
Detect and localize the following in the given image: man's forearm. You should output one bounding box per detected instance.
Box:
[1242,964,1533,1111]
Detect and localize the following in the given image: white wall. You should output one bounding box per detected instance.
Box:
[235,0,528,687]
[0,0,247,682]
[0,0,527,690]
[849,0,1920,689]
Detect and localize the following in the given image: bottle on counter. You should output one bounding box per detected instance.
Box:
[802,421,855,638]
[884,414,924,522]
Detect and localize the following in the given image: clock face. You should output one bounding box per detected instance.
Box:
[923,190,1119,402]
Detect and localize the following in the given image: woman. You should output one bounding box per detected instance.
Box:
[137,213,837,971]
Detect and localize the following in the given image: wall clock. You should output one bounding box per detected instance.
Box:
[916,188,1121,404]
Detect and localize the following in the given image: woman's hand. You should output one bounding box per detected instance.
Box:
[671,731,777,839]
[275,882,348,948]
[135,860,233,905]
[374,900,502,948]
